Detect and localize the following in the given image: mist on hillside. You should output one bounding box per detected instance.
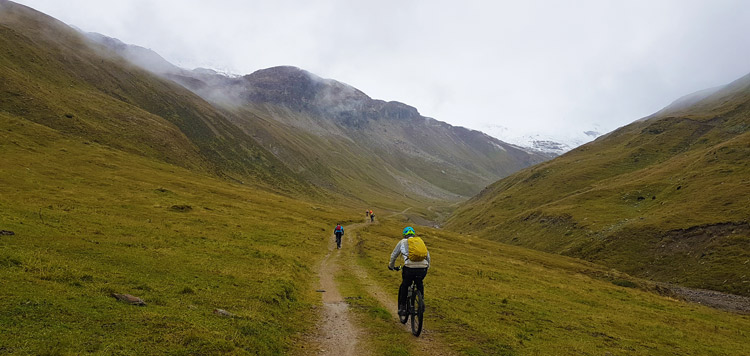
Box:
[81,31,247,108]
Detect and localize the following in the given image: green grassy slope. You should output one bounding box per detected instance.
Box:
[0,0,308,193]
[345,218,749,355]
[445,73,750,296]
[0,111,359,354]
[0,3,349,353]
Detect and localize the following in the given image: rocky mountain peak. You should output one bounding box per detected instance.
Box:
[239,66,372,111]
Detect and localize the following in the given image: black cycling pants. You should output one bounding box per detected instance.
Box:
[335,232,343,247]
[398,267,427,308]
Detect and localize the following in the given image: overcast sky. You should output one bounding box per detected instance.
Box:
[14,0,750,146]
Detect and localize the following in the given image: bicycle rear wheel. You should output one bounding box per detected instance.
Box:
[410,290,424,336]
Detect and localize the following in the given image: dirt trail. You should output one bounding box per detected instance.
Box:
[389,206,443,228]
[307,219,457,355]
[309,222,369,356]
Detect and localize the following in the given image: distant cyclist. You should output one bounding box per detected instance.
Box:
[365,210,370,218]
[334,223,344,249]
[388,226,430,316]
[369,210,375,222]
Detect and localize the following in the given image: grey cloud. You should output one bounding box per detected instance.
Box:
[14,0,750,147]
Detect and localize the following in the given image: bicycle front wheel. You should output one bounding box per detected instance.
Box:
[410,290,424,336]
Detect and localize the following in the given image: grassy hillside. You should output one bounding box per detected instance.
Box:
[445,73,750,296]
[0,111,359,354]
[343,217,749,355]
[0,0,308,193]
[0,6,359,353]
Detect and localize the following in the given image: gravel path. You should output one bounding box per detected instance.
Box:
[661,284,750,314]
[308,223,368,356]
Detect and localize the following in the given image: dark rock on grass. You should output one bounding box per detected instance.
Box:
[111,293,146,306]
[0,230,14,235]
[612,279,638,288]
[169,205,192,212]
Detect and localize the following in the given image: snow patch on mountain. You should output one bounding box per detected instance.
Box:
[490,141,507,152]
[480,124,602,155]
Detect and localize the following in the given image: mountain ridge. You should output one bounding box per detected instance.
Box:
[216,65,549,201]
[80,30,552,205]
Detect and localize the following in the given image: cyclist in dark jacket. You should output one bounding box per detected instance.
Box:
[334,224,344,249]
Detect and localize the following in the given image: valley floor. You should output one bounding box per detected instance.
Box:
[2,114,748,355]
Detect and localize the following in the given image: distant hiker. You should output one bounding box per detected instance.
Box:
[369,210,375,222]
[334,223,344,249]
[388,226,430,316]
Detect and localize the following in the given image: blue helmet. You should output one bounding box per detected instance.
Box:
[402,226,416,237]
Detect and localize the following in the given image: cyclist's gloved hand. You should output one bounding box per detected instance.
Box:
[388,265,393,271]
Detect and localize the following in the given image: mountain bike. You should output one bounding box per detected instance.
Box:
[392,266,424,336]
